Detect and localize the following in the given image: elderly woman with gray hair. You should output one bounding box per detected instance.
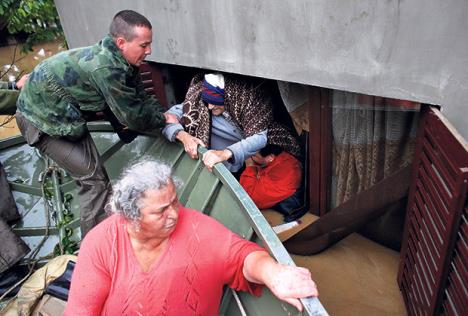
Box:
[64,159,318,315]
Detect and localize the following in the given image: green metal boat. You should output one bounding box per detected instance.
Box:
[0,122,328,315]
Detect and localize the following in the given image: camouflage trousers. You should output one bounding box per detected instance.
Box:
[16,113,109,237]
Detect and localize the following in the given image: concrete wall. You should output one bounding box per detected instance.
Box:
[54,0,468,139]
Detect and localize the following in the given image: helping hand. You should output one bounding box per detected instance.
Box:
[177,131,205,159]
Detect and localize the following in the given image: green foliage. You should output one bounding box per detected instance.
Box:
[0,0,65,52]
[42,176,54,199]
[54,235,78,256]
[41,172,78,256]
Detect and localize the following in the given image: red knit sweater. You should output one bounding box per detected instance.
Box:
[240,152,301,209]
[64,207,264,315]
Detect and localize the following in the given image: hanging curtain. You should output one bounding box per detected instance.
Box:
[330,92,421,250]
[331,92,420,209]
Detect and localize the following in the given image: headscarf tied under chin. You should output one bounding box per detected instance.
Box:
[201,74,225,105]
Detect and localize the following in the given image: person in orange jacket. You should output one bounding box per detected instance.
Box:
[240,144,307,222]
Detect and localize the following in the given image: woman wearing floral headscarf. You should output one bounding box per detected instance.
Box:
[163,73,300,173]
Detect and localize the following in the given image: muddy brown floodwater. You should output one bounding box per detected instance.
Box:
[0,41,65,139]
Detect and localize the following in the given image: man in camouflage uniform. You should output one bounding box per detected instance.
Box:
[15,10,175,236]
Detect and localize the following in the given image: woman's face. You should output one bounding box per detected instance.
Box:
[207,103,225,116]
[137,180,180,239]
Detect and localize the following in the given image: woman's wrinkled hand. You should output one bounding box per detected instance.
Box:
[266,264,318,312]
[202,149,232,172]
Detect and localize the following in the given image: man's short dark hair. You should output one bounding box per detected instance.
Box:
[109,10,152,41]
[259,144,284,157]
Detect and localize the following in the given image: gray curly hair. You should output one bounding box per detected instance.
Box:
[106,159,182,222]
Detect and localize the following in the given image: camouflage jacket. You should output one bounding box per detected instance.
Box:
[17,35,165,138]
[0,81,19,115]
